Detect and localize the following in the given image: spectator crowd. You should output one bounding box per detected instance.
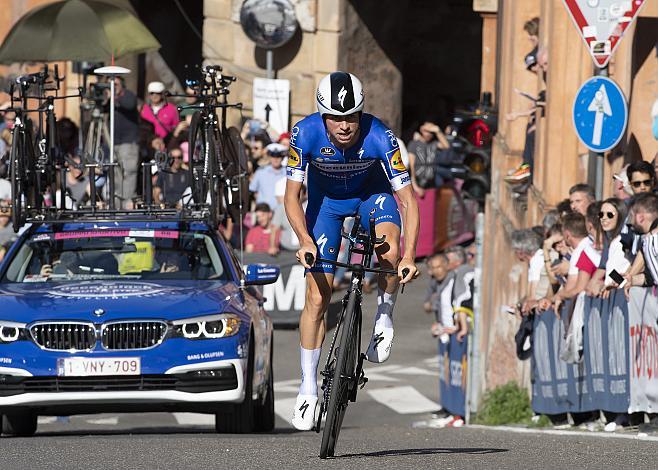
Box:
[509,161,658,429]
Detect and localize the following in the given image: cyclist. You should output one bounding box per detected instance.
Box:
[284,71,420,430]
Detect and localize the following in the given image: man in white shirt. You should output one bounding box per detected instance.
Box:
[510,228,544,314]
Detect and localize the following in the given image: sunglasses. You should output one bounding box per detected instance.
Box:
[631,179,653,188]
[598,211,616,220]
[171,156,183,160]
[149,92,163,95]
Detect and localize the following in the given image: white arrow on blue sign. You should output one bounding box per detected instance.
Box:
[572,76,627,153]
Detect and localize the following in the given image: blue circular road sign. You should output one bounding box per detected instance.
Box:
[572,76,628,153]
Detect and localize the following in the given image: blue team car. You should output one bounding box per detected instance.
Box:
[0,219,279,436]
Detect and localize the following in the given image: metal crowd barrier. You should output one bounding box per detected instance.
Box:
[531,287,658,415]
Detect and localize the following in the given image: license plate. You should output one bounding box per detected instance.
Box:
[58,357,141,377]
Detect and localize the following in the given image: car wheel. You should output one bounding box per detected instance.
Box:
[254,335,274,432]
[215,334,255,433]
[2,412,37,437]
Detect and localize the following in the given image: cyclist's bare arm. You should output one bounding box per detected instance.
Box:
[284,179,316,269]
[395,184,420,283]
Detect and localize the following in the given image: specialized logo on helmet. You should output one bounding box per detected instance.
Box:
[337,86,347,108]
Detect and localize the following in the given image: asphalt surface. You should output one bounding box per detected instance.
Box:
[2,276,658,469]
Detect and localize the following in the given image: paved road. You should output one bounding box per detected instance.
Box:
[2,278,658,468]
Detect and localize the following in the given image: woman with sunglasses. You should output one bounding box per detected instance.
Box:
[586,198,629,298]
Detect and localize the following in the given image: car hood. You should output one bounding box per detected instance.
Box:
[0,280,240,323]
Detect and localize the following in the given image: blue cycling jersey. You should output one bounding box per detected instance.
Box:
[286,113,410,197]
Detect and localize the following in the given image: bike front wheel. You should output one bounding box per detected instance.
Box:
[320,288,360,459]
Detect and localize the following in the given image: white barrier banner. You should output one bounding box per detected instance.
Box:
[628,287,658,413]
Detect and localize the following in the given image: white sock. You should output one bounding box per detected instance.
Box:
[375,288,397,330]
[299,346,321,396]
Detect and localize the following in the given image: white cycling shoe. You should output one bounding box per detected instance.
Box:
[291,393,319,431]
[365,326,394,363]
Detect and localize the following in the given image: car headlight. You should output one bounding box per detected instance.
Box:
[172,314,241,340]
[0,321,28,344]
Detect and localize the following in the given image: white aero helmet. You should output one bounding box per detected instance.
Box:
[316,72,364,116]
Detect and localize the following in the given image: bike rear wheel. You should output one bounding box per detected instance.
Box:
[320,288,360,459]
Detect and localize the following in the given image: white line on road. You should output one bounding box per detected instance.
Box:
[392,366,439,377]
[173,413,215,426]
[469,424,658,442]
[367,385,439,414]
[274,397,297,426]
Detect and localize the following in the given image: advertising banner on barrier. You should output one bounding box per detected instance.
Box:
[242,251,305,326]
[438,334,468,417]
[628,288,658,413]
[531,291,630,414]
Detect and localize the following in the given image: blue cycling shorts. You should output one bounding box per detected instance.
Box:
[305,191,401,274]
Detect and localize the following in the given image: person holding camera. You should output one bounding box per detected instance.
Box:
[153,147,190,207]
[406,121,451,197]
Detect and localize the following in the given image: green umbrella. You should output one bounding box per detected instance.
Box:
[0,0,160,63]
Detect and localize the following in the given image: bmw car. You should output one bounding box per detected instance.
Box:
[0,219,278,436]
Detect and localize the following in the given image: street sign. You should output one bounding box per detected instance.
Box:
[562,0,647,68]
[253,77,290,136]
[573,76,627,152]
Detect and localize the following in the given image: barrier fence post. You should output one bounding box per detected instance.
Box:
[466,212,485,424]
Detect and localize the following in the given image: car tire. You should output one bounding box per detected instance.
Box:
[215,334,255,433]
[254,335,274,432]
[2,412,37,437]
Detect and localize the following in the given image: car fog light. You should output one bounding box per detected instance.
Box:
[0,326,19,342]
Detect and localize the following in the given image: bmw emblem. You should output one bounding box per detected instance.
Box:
[94,309,105,317]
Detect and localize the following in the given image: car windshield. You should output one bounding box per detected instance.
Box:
[1,229,229,283]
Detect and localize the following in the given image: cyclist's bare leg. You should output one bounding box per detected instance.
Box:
[292,271,333,430]
[298,271,333,396]
[374,221,401,295]
[366,221,401,362]
[300,271,333,349]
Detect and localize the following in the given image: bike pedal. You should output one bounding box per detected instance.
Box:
[358,371,368,389]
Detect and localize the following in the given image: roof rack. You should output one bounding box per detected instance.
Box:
[9,62,250,236]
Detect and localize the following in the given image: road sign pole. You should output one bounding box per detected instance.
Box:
[266,49,274,79]
[590,65,608,200]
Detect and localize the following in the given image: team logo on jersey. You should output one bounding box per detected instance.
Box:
[288,145,302,169]
[386,149,407,173]
[320,147,336,157]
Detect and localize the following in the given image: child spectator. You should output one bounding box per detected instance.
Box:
[245,203,280,255]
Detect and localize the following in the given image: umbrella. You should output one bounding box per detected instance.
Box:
[0,0,160,63]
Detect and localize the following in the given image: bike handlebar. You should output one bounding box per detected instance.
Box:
[304,253,410,281]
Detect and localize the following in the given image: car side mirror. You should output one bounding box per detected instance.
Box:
[244,264,280,286]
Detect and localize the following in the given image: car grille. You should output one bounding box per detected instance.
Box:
[30,323,96,351]
[101,321,168,350]
[0,367,238,396]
